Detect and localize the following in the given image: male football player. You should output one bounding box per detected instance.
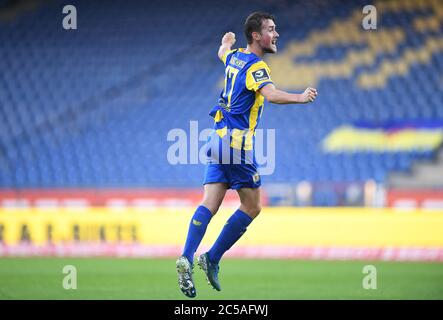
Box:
[176,11,317,298]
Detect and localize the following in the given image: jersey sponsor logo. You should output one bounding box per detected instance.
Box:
[229,56,247,69]
[252,68,269,82]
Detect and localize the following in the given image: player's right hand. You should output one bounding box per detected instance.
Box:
[222,32,236,46]
[301,87,318,103]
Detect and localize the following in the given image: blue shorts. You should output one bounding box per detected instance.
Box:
[203,163,261,190]
[203,131,261,190]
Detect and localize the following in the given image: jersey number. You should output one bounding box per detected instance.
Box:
[223,66,239,109]
[222,66,254,151]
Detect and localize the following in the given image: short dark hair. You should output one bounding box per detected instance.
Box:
[244,11,276,44]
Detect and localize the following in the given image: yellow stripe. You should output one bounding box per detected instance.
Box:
[249,92,263,131]
[323,126,443,151]
[214,110,224,123]
[216,126,227,138]
[230,129,245,150]
[1,208,443,246]
[226,93,264,150]
[242,92,264,150]
[221,49,235,64]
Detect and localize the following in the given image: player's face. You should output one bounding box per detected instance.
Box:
[259,19,279,53]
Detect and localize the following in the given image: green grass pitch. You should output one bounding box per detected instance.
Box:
[0,258,442,299]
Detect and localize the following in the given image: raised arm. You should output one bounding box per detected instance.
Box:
[218,32,236,61]
[259,83,318,104]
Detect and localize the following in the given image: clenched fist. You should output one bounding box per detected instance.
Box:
[221,32,236,46]
[301,87,318,103]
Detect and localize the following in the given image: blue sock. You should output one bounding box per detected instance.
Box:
[207,209,253,264]
[182,205,213,264]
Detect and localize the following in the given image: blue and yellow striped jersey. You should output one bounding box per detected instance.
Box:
[209,48,273,150]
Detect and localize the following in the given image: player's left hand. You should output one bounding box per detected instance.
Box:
[301,87,318,103]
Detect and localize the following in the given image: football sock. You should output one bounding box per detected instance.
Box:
[182,205,213,264]
[207,209,253,264]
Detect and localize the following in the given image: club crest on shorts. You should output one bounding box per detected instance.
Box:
[252,172,260,183]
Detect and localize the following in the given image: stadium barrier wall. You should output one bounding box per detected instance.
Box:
[1,207,443,260]
[387,189,443,209]
[0,189,264,208]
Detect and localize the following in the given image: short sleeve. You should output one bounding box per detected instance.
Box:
[220,49,236,65]
[245,61,273,91]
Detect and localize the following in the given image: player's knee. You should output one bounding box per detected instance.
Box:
[208,205,220,216]
[243,204,261,218]
[252,204,262,217]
